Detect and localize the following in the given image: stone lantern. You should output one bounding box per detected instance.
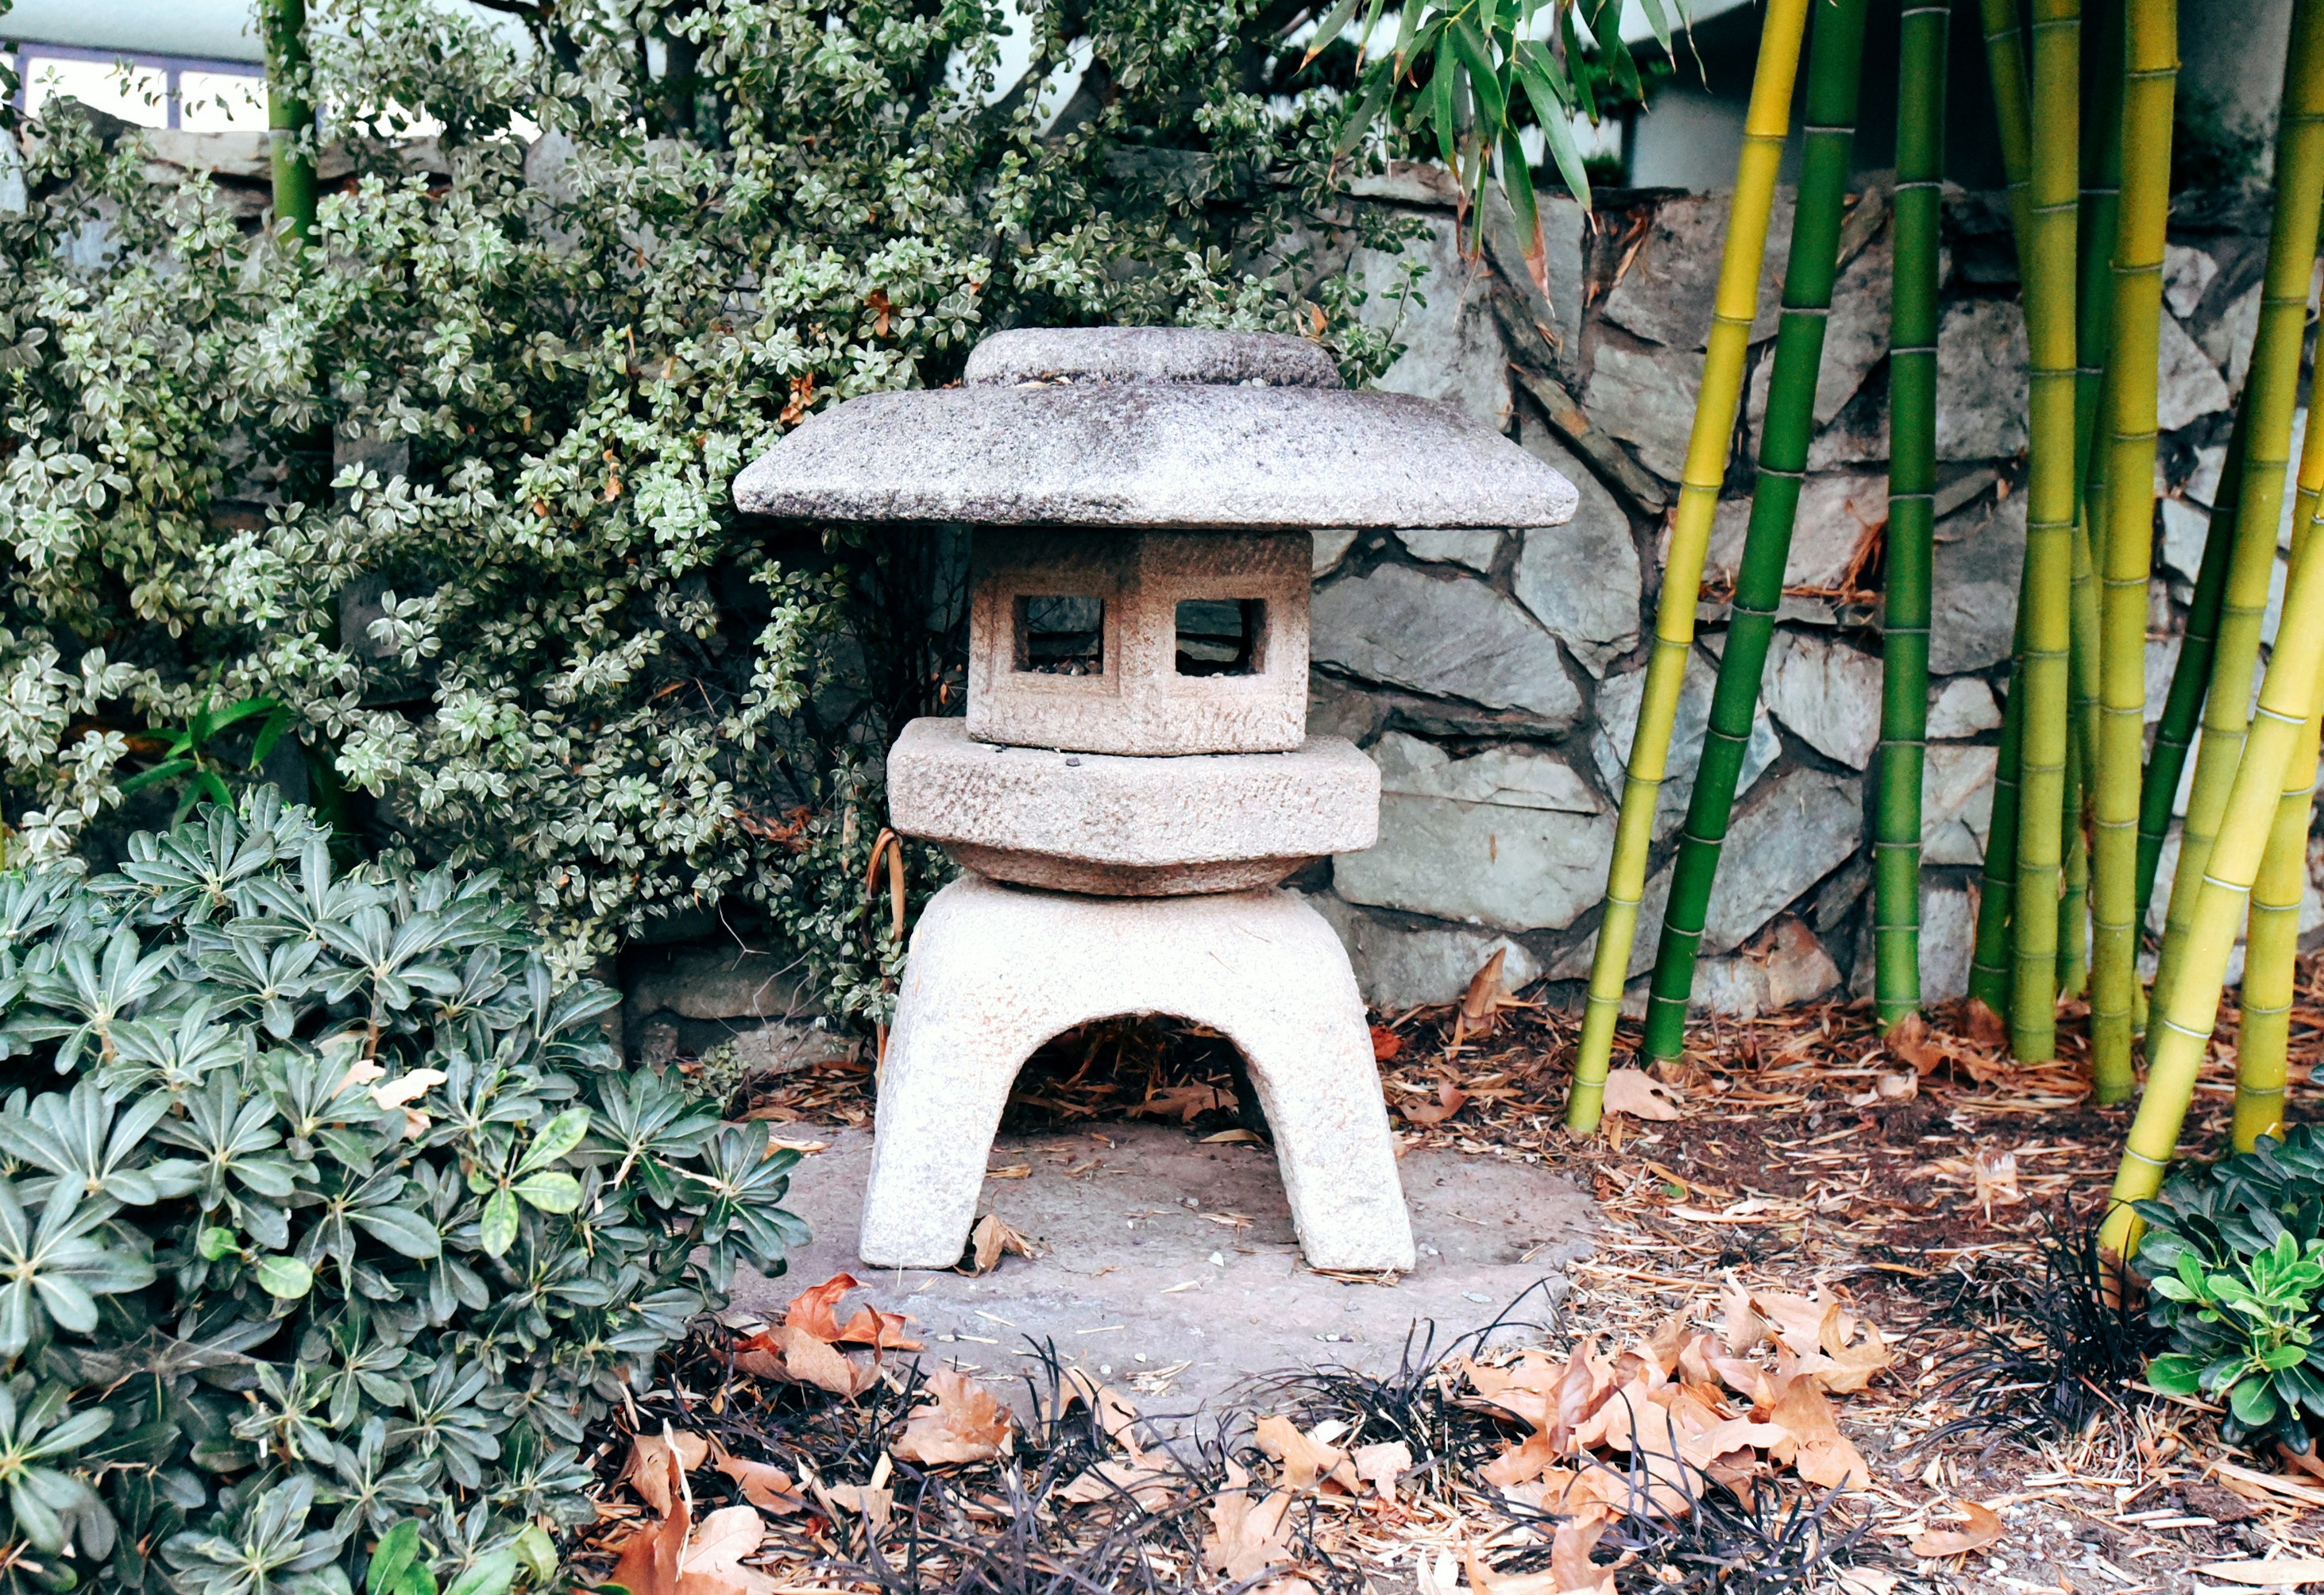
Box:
[735,326,1577,1275]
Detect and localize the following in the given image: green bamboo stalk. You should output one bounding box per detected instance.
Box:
[2137,400,2248,921]
[263,0,317,239]
[1643,0,1870,1059]
[1966,0,2038,1023]
[2152,0,2324,1020]
[2010,0,2082,1061]
[2059,713,2090,998]
[1980,0,2038,256]
[1873,0,1949,1029]
[2088,0,2176,1099]
[2074,0,2125,487]
[1567,0,1813,1132]
[1968,648,2028,1015]
[2103,0,2324,1257]
[2063,485,2097,1008]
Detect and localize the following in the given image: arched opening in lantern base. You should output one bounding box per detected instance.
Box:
[856,874,1415,1275]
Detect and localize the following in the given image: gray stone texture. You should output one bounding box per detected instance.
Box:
[1311,893,1545,1010]
[1930,489,2028,674]
[1694,767,1864,956]
[1585,338,1702,483]
[1357,213,1515,427]
[1395,527,1504,573]
[1593,649,1780,841]
[964,527,1311,755]
[1600,189,1795,350]
[1312,562,1584,726]
[1515,427,1641,674]
[745,1122,1595,1415]
[963,326,1344,388]
[866,876,1415,1273]
[1334,733,1614,935]
[1761,630,1884,769]
[887,717,1378,895]
[1704,473,1886,592]
[735,379,1580,531]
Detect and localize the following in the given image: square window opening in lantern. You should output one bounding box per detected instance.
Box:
[1013,595,1105,675]
[1174,599,1265,677]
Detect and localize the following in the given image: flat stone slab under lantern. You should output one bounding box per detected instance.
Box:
[735,323,1577,1279]
[886,717,1379,895]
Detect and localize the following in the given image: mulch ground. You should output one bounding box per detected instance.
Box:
[615,960,2324,1593]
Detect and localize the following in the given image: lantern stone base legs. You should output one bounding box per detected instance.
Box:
[859,874,1417,1273]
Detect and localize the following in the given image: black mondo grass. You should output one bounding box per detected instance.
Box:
[1921,1211,2161,1447]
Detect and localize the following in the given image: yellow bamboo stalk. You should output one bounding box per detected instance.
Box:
[2104,517,2324,1256]
[2010,0,2083,1060]
[2089,0,2176,1097]
[2230,429,2324,1147]
[2153,0,2324,1019]
[1566,0,1812,1133]
[2233,691,2322,1150]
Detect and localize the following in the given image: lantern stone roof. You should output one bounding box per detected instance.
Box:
[732,326,1578,531]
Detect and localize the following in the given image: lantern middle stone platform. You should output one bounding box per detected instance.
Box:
[734,324,1577,1276]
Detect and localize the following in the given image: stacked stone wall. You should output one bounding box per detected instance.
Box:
[1299,166,2301,1012]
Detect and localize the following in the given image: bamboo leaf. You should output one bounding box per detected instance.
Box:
[1637,0,1678,52]
[1302,0,1365,66]
[1451,19,1508,132]
[1430,34,1459,165]
[1392,0,1426,75]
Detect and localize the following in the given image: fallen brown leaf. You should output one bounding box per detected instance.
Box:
[1203,1461,1298,1584]
[1352,1439,1411,1502]
[1059,1458,1181,1510]
[1254,1413,1359,1493]
[893,1369,1014,1466]
[732,1323,882,1397]
[1882,1011,1935,1072]
[709,1443,807,1515]
[1601,1068,1681,1122]
[1909,1500,2005,1558]
[1768,1375,1868,1491]
[1401,1080,1469,1126]
[965,1212,1037,1276]
[2196,1561,2324,1587]
[625,1428,710,1515]
[816,1481,893,1534]
[1962,998,2008,1049]
[679,1505,779,1595]
[1369,1025,1405,1064]
[1127,1083,1236,1122]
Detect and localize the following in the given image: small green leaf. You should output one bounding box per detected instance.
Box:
[480,1189,519,1257]
[512,1171,582,1215]
[2144,1354,2202,1396]
[2230,1374,2280,1429]
[513,1525,557,1585]
[196,1226,239,1261]
[369,1521,424,1595]
[443,1548,519,1595]
[254,1255,313,1300]
[519,1108,591,1174]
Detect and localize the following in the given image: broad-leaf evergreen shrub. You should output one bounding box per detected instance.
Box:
[2136,1126,2324,1446]
[0,0,1411,1021]
[0,790,805,1593]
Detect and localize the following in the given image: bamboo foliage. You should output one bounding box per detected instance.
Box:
[2087,0,2176,1099]
[2010,0,2083,1062]
[2153,2,2324,1019]
[1640,0,1870,1061]
[1873,1,1950,1029]
[1565,0,1812,1133]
